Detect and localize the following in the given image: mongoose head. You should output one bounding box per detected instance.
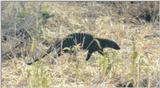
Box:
[97,38,120,50]
[109,40,120,50]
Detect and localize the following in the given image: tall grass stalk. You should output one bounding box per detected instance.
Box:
[129,39,138,87]
[29,62,49,88]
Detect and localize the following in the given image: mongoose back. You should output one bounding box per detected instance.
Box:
[27,33,120,65]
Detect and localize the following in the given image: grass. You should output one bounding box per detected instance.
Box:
[1,1,160,88]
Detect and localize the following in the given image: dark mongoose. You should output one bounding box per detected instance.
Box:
[27,33,120,65]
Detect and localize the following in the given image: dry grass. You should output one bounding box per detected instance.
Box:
[1,1,160,88]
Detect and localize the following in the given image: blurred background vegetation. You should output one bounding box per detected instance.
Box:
[1,1,160,88]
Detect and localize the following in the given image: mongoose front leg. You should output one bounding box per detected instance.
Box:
[98,50,104,56]
[86,51,93,61]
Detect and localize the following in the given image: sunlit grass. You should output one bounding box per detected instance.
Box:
[2,1,160,88]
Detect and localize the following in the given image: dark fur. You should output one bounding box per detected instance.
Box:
[27,33,120,65]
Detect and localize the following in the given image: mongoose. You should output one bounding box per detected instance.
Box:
[27,33,120,65]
